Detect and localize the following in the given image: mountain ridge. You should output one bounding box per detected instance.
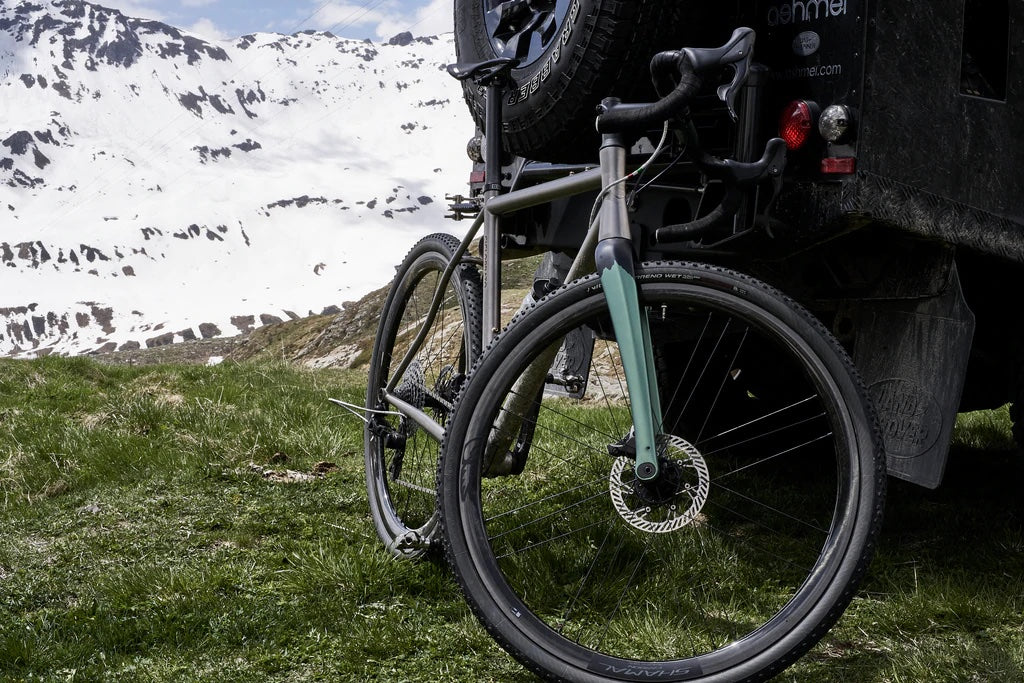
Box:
[0,0,473,359]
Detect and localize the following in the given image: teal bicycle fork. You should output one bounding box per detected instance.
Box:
[595,131,664,481]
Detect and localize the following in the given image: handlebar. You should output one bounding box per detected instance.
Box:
[592,27,791,244]
[595,27,756,134]
[595,61,702,134]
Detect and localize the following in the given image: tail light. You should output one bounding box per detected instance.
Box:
[779,100,818,150]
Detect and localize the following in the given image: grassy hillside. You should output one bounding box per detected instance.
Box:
[0,357,1022,681]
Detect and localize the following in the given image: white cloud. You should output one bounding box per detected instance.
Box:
[312,1,392,31]
[374,0,453,40]
[99,1,169,22]
[304,0,453,41]
[186,17,230,41]
[181,0,219,7]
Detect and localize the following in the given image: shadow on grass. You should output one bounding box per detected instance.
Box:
[795,439,1024,682]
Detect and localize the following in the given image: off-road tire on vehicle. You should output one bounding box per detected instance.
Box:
[439,263,886,681]
[365,233,481,558]
[454,0,684,162]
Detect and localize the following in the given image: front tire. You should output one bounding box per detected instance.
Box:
[439,263,885,680]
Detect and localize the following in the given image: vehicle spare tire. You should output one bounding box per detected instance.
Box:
[453,0,686,162]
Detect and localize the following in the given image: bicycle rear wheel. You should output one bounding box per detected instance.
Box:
[439,263,884,680]
[365,233,481,558]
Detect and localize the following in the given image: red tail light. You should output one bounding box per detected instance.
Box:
[779,100,816,150]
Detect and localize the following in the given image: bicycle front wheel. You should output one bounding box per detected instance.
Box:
[439,263,884,681]
[365,233,481,558]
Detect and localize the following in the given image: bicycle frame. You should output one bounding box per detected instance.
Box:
[379,164,602,443]
[379,128,667,482]
[378,30,765,480]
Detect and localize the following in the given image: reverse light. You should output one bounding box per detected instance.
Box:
[467,135,484,162]
[779,100,817,150]
[819,105,854,143]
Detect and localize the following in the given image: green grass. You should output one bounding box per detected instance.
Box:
[0,358,525,682]
[1,357,1022,681]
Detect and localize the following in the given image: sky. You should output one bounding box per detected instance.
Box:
[94,0,454,42]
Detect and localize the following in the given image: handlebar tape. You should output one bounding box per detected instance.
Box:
[595,54,702,134]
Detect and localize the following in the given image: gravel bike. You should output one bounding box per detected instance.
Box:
[362,27,886,680]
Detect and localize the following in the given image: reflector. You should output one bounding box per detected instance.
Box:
[821,157,857,174]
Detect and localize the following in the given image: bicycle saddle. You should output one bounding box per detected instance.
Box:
[447,57,519,86]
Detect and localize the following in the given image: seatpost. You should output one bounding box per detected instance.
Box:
[446,57,517,344]
[482,81,505,345]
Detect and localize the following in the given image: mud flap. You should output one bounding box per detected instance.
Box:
[839,261,975,488]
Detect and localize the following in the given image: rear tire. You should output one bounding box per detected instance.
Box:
[1011,368,1024,447]
[365,233,481,558]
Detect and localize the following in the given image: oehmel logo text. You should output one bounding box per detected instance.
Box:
[767,0,847,26]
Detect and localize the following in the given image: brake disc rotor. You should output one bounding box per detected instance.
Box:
[608,435,710,534]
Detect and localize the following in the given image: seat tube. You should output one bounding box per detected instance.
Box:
[594,120,662,481]
[482,82,504,346]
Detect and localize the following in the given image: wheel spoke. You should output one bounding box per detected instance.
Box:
[484,0,568,66]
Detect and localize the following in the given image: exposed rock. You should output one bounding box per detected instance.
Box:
[145,331,175,348]
[199,323,221,339]
[233,139,261,153]
[388,32,413,47]
[231,315,256,333]
[89,305,115,334]
[2,131,34,155]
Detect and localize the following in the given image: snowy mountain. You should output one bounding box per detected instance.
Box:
[0,0,473,357]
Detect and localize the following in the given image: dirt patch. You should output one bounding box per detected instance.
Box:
[246,461,338,484]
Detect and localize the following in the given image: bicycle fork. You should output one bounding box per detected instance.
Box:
[595,130,663,481]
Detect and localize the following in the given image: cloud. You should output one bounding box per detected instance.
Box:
[100,0,169,22]
[181,0,219,7]
[304,0,453,41]
[186,17,231,41]
[373,0,453,39]
[311,2,391,31]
